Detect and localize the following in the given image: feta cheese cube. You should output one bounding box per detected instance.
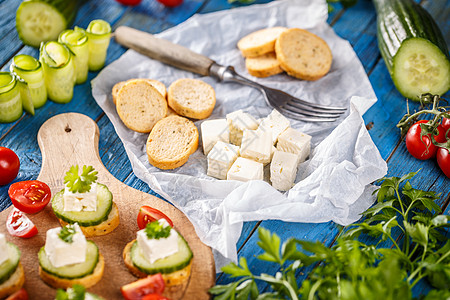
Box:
[207,141,240,179]
[137,219,179,264]
[201,119,229,155]
[270,150,299,191]
[63,183,98,212]
[277,128,312,164]
[0,234,9,265]
[257,109,290,144]
[240,129,272,164]
[226,110,259,146]
[45,224,87,268]
[227,157,264,182]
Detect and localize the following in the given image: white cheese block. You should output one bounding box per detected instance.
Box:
[63,183,97,212]
[0,233,9,265]
[270,150,299,191]
[257,109,290,144]
[227,157,264,182]
[137,219,179,264]
[226,110,259,146]
[201,119,229,155]
[277,128,312,164]
[45,224,87,268]
[207,141,240,179]
[240,129,272,164]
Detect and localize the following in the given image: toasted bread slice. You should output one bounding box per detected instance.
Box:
[116,80,168,133]
[58,203,120,237]
[246,52,283,77]
[0,262,25,299]
[39,254,104,289]
[146,116,199,170]
[112,79,167,104]
[167,79,215,120]
[275,28,332,81]
[237,27,287,58]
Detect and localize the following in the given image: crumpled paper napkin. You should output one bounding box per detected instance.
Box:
[92,0,388,270]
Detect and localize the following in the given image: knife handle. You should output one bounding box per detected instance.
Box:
[115,26,215,76]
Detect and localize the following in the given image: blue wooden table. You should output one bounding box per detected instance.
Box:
[0,0,449,298]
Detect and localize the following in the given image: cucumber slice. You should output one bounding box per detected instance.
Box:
[11,54,47,108]
[38,241,99,279]
[51,183,113,226]
[0,243,21,284]
[130,235,193,274]
[393,38,450,100]
[0,73,23,124]
[16,0,78,48]
[85,20,111,72]
[17,78,35,116]
[59,29,89,84]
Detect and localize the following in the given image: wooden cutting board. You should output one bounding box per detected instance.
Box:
[0,113,215,299]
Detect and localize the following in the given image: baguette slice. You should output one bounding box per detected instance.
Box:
[58,203,120,237]
[146,116,199,170]
[275,28,332,81]
[167,78,215,120]
[112,79,167,104]
[246,52,283,78]
[39,254,104,289]
[237,27,287,58]
[0,263,25,299]
[116,80,168,133]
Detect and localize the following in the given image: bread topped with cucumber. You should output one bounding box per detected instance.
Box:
[123,219,193,293]
[51,165,120,237]
[0,233,25,298]
[38,223,104,289]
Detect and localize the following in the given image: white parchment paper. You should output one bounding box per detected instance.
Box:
[92,0,388,270]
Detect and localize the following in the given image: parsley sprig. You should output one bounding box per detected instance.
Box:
[210,171,450,299]
[58,225,77,244]
[64,165,98,193]
[144,221,172,240]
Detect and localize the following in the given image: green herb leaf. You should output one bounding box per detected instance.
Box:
[144,220,171,240]
[58,225,77,243]
[256,227,281,264]
[404,221,429,247]
[64,165,98,193]
[221,257,252,278]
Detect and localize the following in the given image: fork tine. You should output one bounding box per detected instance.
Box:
[283,103,342,118]
[289,97,347,111]
[280,108,339,122]
[287,99,346,114]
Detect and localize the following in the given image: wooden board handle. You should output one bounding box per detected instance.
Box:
[115,26,215,76]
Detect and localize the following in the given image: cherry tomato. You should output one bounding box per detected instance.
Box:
[8,180,51,214]
[156,0,183,7]
[442,118,450,137]
[437,147,450,178]
[121,274,165,300]
[115,0,142,5]
[6,208,38,238]
[142,294,170,300]
[405,120,446,160]
[137,206,173,229]
[6,288,29,300]
[0,147,20,186]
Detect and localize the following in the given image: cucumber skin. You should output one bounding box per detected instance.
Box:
[0,243,21,285]
[51,183,113,226]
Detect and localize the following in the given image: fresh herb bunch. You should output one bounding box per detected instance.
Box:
[64,165,98,193]
[144,220,172,240]
[58,225,77,243]
[210,172,449,299]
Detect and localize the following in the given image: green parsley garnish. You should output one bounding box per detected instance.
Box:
[64,165,98,193]
[58,225,77,243]
[144,221,172,240]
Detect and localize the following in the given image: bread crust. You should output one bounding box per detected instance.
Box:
[237,27,287,58]
[112,79,167,104]
[0,262,25,299]
[246,52,283,78]
[58,203,120,237]
[39,254,105,289]
[275,28,332,81]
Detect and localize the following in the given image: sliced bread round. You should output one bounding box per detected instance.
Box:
[237,27,287,58]
[146,115,199,170]
[112,79,167,105]
[275,28,332,81]
[246,52,283,78]
[116,79,168,133]
[0,262,25,299]
[167,78,215,120]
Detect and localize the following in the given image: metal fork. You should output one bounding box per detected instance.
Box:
[115,26,347,122]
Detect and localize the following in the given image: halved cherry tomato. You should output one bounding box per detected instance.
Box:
[405,120,446,160]
[6,208,38,238]
[6,288,29,300]
[437,147,450,178]
[121,274,165,300]
[137,206,173,229]
[0,147,20,186]
[8,180,51,214]
[142,294,170,300]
